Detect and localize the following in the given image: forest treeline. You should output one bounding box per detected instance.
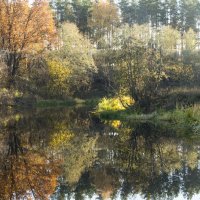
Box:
[0,0,200,109]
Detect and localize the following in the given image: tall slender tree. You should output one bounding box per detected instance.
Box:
[88,0,119,47]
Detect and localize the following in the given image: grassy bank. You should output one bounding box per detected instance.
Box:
[36,98,100,108]
[95,104,200,133]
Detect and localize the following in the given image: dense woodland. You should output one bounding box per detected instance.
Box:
[0,0,200,110]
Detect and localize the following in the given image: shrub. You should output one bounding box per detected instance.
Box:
[96,96,134,112]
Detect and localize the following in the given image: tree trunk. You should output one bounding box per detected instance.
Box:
[5,52,21,88]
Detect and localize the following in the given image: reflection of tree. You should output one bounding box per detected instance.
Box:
[40,107,99,186]
[107,122,200,199]
[64,136,97,185]
[0,107,101,199]
[0,153,60,200]
[48,113,99,199]
[0,125,61,200]
[51,128,98,185]
[2,108,200,200]
[90,166,120,200]
[53,119,200,199]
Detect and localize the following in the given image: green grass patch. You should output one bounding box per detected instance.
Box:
[84,98,100,107]
[36,97,100,108]
[36,99,77,107]
[95,104,200,133]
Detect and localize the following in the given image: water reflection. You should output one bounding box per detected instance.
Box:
[0,122,60,199]
[0,107,200,199]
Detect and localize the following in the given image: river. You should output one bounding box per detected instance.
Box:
[0,106,200,200]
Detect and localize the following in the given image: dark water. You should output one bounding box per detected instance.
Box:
[0,107,200,200]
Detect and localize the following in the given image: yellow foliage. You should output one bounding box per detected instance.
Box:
[14,90,23,98]
[97,96,134,112]
[15,114,21,122]
[0,0,56,53]
[50,131,74,149]
[158,26,180,53]
[105,120,121,129]
[47,59,71,97]
[89,1,119,32]
[110,120,121,128]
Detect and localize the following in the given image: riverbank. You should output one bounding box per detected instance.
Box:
[36,98,99,108]
[0,87,99,108]
[1,86,200,135]
[95,104,200,133]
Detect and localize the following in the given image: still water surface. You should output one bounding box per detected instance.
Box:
[0,107,200,200]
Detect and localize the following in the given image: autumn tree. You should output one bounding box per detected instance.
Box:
[88,0,119,48]
[157,26,180,54]
[184,28,197,51]
[47,22,97,97]
[99,26,166,109]
[0,123,61,200]
[0,0,56,87]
